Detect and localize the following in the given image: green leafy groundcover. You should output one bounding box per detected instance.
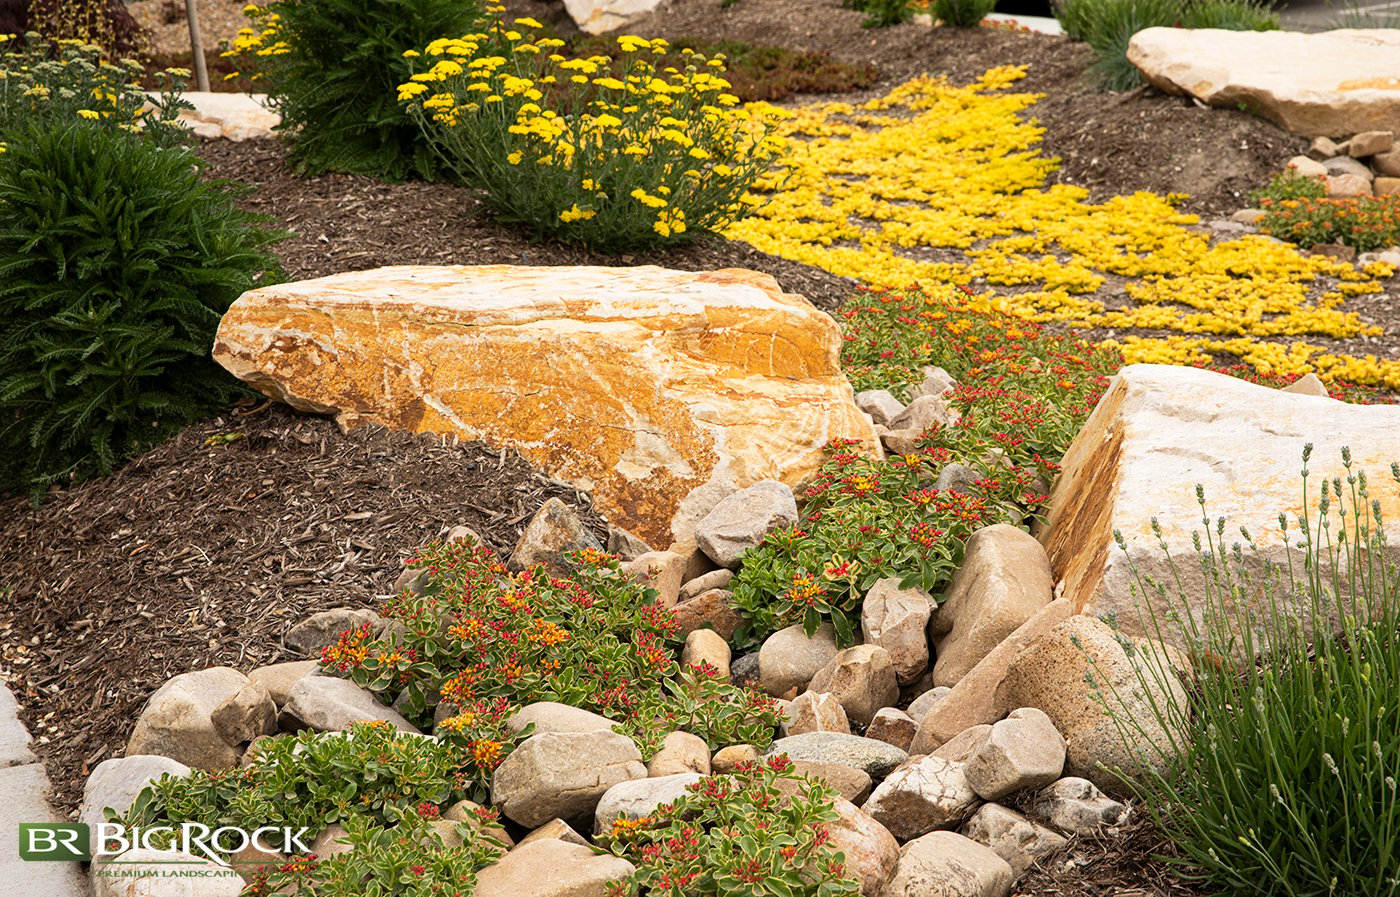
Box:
[729,285,1121,649]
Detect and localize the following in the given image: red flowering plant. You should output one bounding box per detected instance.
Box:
[322,538,780,771]
[730,285,1120,648]
[598,755,860,897]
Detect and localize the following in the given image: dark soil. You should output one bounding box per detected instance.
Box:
[0,2,1360,893]
[0,402,607,811]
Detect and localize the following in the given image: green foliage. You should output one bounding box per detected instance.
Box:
[729,285,1120,649]
[932,0,998,27]
[400,24,784,251]
[842,0,914,27]
[122,723,483,842]
[0,102,281,496]
[600,757,862,897]
[1055,0,1277,90]
[245,808,505,897]
[0,35,187,144]
[1257,192,1400,253]
[1099,447,1400,897]
[323,538,781,758]
[1249,166,1328,206]
[225,0,489,179]
[569,35,880,103]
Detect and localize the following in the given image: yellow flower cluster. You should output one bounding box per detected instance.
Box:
[727,67,1400,388]
[397,10,784,246]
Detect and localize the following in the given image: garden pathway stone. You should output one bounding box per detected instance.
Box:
[0,684,91,897]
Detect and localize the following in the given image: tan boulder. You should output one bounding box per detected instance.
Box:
[911,599,1073,754]
[828,796,901,896]
[960,803,1067,878]
[646,730,711,777]
[562,0,663,34]
[759,623,841,697]
[670,588,741,641]
[878,831,1013,897]
[126,668,248,770]
[862,756,981,842]
[791,760,873,803]
[680,628,731,679]
[491,730,647,828]
[929,525,1053,687]
[865,707,917,752]
[1036,364,1400,651]
[213,265,880,548]
[1126,28,1400,137]
[808,645,900,727]
[782,691,852,736]
[163,91,279,141]
[861,578,933,685]
[993,616,1187,793]
[621,550,687,608]
[473,838,637,897]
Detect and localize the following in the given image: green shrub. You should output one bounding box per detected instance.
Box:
[842,0,914,27]
[1257,193,1400,252]
[1249,166,1328,207]
[0,34,186,144]
[225,0,489,179]
[728,285,1121,649]
[1098,446,1400,897]
[932,0,998,27]
[0,117,282,497]
[599,757,861,897]
[122,723,507,896]
[399,24,784,251]
[1055,0,1277,90]
[322,538,781,758]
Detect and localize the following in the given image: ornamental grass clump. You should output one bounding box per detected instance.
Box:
[599,756,861,897]
[729,285,1120,648]
[0,38,282,497]
[226,0,489,179]
[322,538,780,761]
[399,15,785,250]
[1097,446,1400,897]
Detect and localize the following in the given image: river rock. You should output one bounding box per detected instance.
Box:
[878,830,1013,897]
[782,691,851,736]
[960,803,1067,877]
[808,645,900,727]
[473,838,637,897]
[862,756,980,842]
[930,525,1053,687]
[695,480,799,569]
[492,730,647,828]
[80,756,192,830]
[593,772,703,834]
[281,674,420,734]
[766,732,908,778]
[861,578,932,685]
[126,667,248,770]
[759,623,840,697]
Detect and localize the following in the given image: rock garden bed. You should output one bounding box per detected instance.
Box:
[4,1,1400,896]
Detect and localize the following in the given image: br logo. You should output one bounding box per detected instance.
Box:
[19,823,91,862]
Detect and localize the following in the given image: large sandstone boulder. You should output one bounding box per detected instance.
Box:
[1127,28,1400,138]
[213,266,880,548]
[929,525,1053,687]
[158,91,280,141]
[1037,364,1400,651]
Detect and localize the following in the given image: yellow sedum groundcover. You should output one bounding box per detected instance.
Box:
[727,65,1400,388]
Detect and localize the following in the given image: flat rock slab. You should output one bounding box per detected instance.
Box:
[1128,28,1400,138]
[148,92,279,141]
[214,265,879,547]
[1037,364,1400,651]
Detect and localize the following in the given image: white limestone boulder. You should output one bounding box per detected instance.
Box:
[1037,364,1400,653]
[1127,28,1400,138]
